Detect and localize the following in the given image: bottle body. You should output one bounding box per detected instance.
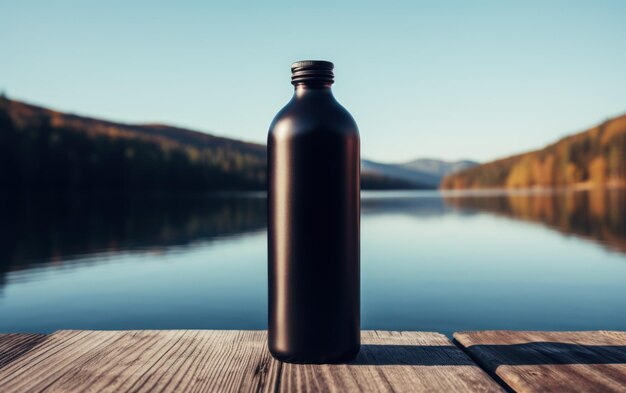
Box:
[268,62,360,363]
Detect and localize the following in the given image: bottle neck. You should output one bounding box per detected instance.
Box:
[294,83,334,99]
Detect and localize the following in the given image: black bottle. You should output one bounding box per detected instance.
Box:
[267,60,360,363]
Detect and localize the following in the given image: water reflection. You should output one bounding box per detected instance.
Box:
[2,189,625,284]
[0,193,267,285]
[1,189,625,333]
[361,191,451,217]
[443,189,626,254]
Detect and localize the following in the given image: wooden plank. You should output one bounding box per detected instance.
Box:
[454,330,626,393]
[280,330,505,392]
[0,330,280,393]
[0,333,47,370]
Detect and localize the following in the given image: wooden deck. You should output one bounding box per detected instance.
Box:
[454,330,626,393]
[0,330,624,392]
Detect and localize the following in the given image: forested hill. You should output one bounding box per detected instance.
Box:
[0,97,431,192]
[0,97,269,191]
[441,113,626,190]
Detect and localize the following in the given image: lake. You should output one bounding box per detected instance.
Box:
[1,189,625,336]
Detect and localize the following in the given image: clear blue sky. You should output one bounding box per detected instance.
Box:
[2,0,625,163]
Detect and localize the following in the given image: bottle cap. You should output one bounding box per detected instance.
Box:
[291,60,334,85]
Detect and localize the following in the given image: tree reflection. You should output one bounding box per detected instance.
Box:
[0,193,267,285]
[444,189,626,254]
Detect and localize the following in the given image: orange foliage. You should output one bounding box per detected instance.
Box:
[442,113,626,189]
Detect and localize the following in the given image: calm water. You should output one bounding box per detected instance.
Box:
[1,189,625,336]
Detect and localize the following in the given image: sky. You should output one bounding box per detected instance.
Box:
[2,0,626,163]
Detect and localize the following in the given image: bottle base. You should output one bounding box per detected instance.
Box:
[269,345,360,364]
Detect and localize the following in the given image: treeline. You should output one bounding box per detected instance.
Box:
[359,172,428,190]
[441,114,626,189]
[0,98,421,192]
[0,98,266,192]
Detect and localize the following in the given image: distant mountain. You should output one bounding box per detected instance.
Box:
[361,158,477,189]
[401,158,478,178]
[441,113,626,189]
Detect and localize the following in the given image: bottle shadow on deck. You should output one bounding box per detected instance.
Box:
[459,342,626,366]
[348,344,477,366]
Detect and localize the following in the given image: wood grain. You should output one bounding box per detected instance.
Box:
[0,330,280,393]
[0,333,47,370]
[280,330,504,392]
[454,330,626,393]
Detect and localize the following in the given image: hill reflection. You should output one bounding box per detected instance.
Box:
[443,189,626,254]
[0,193,267,287]
[1,189,624,292]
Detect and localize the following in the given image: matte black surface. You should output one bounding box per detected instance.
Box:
[268,61,360,363]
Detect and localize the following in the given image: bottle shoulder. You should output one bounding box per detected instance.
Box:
[268,96,359,140]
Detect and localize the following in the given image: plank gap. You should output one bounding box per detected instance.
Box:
[452,337,516,393]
